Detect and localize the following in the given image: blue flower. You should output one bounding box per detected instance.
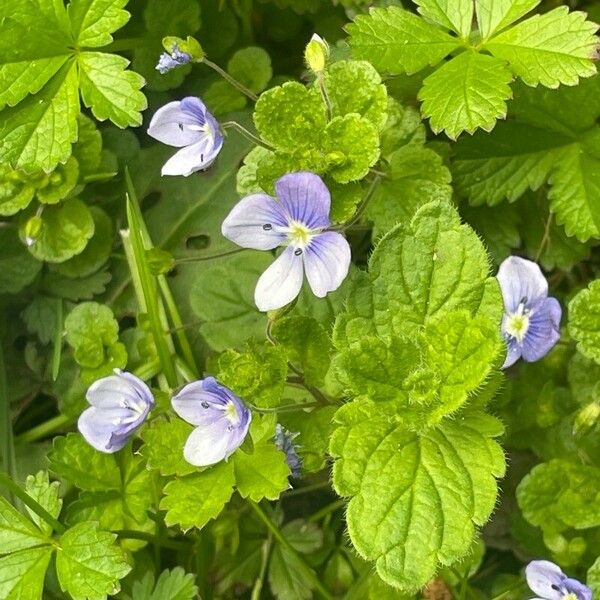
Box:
[172,377,252,467]
[147,96,224,177]
[222,172,351,311]
[274,424,302,478]
[156,44,192,74]
[497,256,561,369]
[526,560,591,600]
[78,370,154,453]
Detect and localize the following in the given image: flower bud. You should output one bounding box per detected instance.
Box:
[573,401,600,436]
[162,35,204,61]
[304,34,329,74]
[23,215,43,246]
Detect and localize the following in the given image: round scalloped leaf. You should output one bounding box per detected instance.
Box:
[568,279,600,364]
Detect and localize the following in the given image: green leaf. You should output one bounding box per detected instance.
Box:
[517,459,600,532]
[0,496,50,554]
[0,227,41,295]
[323,114,380,183]
[0,164,37,216]
[161,461,236,530]
[323,60,388,130]
[20,198,95,263]
[330,402,505,591]
[418,52,513,139]
[227,47,272,94]
[569,280,600,364]
[269,545,315,600]
[217,342,288,408]
[0,546,53,600]
[415,0,474,38]
[78,52,146,128]
[0,62,79,173]
[36,156,79,205]
[56,521,131,600]
[49,433,122,491]
[131,568,199,600]
[367,144,452,237]
[254,82,326,151]
[485,7,599,87]
[22,296,61,344]
[140,417,196,477]
[272,316,331,387]
[347,6,461,75]
[69,0,131,48]
[588,556,600,597]
[233,439,290,502]
[475,0,540,40]
[24,471,62,536]
[281,520,324,554]
[380,99,426,158]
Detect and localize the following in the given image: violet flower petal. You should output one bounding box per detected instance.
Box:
[275,172,331,230]
[254,245,304,311]
[521,297,562,363]
[304,231,351,297]
[147,100,206,147]
[497,256,548,314]
[221,193,289,250]
[526,560,569,600]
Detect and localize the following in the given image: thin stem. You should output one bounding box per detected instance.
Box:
[0,472,65,533]
[202,58,258,101]
[51,298,63,381]
[0,342,17,503]
[174,356,198,383]
[286,376,335,406]
[15,413,73,444]
[175,247,246,264]
[535,213,553,263]
[284,480,331,497]
[308,498,345,522]
[248,501,334,600]
[248,400,319,414]
[221,121,274,150]
[488,580,526,600]
[251,531,272,600]
[335,175,381,231]
[115,529,189,551]
[316,72,333,120]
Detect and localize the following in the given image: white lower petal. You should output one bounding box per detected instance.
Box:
[161,137,221,176]
[183,421,232,467]
[254,246,304,311]
[304,232,351,297]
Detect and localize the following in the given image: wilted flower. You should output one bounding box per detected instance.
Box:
[172,377,252,467]
[78,370,154,453]
[526,560,591,600]
[156,43,191,74]
[497,256,561,369]
[274,424,302,478]
[222,171,351,311]
[147,97,224,177]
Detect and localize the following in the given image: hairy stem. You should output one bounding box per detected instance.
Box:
[202,58,258,101]
[221,121,273,150]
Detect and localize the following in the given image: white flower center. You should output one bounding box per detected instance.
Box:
[563,594,578,600]
[286,221,314,249]
[225,401,241,426]
[505,302,530,343]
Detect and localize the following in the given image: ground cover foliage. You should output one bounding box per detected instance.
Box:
[0,0,600,598]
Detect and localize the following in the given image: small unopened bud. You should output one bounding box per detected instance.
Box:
[162,35,204,61]
[304,34,329,74]
[23,215,43,247]
[146,247,175,275]
[573,401,600,435]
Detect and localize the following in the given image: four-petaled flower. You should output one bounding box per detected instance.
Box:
[274,424,302,478]
[526,560,591,600]
[147,97,224,177]
[172,377,252,467]
[497,256,561,369]
[78,370,154,453]
[222,171,351,311]
[156,44,192,74]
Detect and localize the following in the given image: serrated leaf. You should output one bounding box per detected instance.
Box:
[131,568,199,600]
[323,60,388,130]
[330,402,505,591]
[347,6,461,75]
[0,496,50,554]
[69,0,130,48]
[0,62,79,172]
[20,198,95,263]
[476,0,540,40]
[78,52,146,128]
[517,459,600,532]
[233,440,290,502]
[485,7,599,87]
[367,144,452,236]
[415,0,473,38]
[141,417,196,477]
[272,316,331,387]
[269,545,315,600]
[0,546,54,600]
[569,280,600,364]
[24,471,62,536]
[56,521,131,600]
[419,52,513,139]
[161,462,236,530]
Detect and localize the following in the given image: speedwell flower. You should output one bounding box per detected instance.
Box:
[221,171,351,311]
[78,370,154,453]
[156,44,191,74]
[147,97,223,177]
[526,560,591,600]
[497,256,561,369]
[274,424,302,478]
[172,377,252,467]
